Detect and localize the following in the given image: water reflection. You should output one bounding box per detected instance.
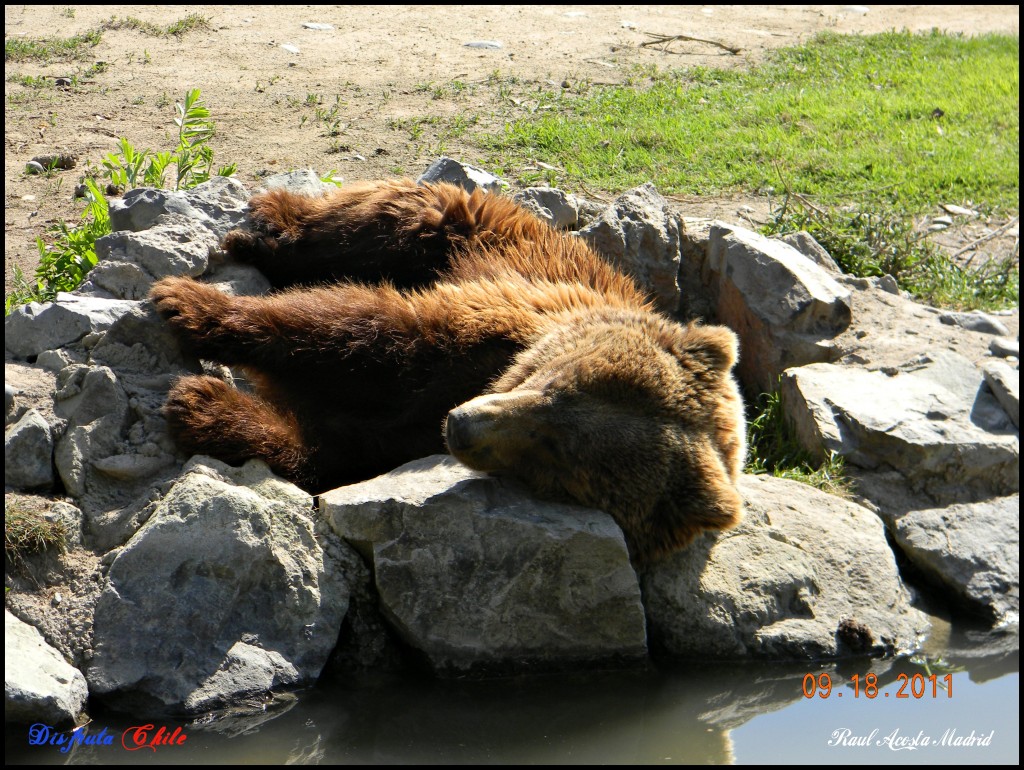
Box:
[7,624,1017,765]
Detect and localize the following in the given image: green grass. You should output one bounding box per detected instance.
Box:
[162,13,210,36]
[483,31,1019,309]
[4,13,210,63]
[6,73,52,88]
[488,31,1018,211]
[745,391,851,497]
[101,13,210,37]
[4,501,68,557]
[763,203,1019,310]
[5,29,103,62]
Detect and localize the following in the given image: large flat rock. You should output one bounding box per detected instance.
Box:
[780,350,1018,503]
[321,455,647,674]
[643,474,929,660]
[891,496,1019,624]
[87,459,358,714]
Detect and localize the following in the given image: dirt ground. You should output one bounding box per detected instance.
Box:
[4,5,1020,295]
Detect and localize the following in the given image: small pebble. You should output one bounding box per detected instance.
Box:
[941,203,978,217]
[989,337,1020,359]
[938,311,1010,336]
[876,274,900,295]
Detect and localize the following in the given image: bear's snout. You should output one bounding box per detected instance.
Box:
[445,390,547,471]
[444,406,475,453]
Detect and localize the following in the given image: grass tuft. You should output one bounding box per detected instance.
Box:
[101,13,211,37]
[745,391,852,498]
[4,503,68,557]
[5,13,209,64]
[4,29,103,62]
[764,200,1019,310]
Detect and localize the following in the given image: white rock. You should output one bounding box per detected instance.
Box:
[6,611,88,725]
[941,203,979,217]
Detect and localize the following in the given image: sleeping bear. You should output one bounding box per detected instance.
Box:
[150,179,746,563]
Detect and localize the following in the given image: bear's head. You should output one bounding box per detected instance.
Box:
[444,308,746,563]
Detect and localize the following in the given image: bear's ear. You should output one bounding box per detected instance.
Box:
[671,324,739,372]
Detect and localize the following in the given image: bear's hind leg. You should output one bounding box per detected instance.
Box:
[165,375,313,489]
[221,179,549,289]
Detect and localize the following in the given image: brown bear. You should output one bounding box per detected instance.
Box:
[150,179,746,563]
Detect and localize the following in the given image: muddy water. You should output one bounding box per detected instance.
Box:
[7,619,1018,765]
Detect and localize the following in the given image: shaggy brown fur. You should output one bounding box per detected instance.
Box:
[151,179,746,563]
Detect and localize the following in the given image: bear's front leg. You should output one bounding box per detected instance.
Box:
[150,276,263,365]
[152,276,419,372]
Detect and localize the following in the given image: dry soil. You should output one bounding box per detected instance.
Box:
[4,5,1020,295]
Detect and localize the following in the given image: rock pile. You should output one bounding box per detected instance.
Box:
[5,158,1017,724]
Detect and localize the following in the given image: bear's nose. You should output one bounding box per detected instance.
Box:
[444,407,473,452]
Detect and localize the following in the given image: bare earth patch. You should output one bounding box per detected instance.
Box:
[4,5,1020,294]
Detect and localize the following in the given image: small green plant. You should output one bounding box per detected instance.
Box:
[5,267,41,314]
[7,89,236,313]
[164,13,210,36]
[7,73,51,89]
[84,60,110,77]
[15,178,109,311]
[171,88,237,187]
[100,89,236,192]
[102,137,172,188]
[320,170,345,188]
[745,390,851,497]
